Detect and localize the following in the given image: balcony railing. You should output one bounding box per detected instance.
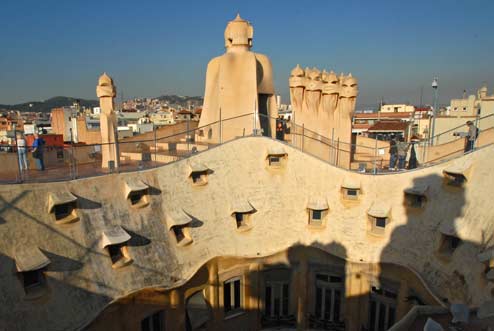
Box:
[0,112,492,184]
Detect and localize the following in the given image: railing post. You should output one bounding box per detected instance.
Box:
[331,128,335,165]
[154,124,158,166]
[421,140,425,166]
[15,145,22,183]
[474,105,481,151]
[114,126,120,173]
[373,137,378,175]
[13,126,22,183]
[292,114,296,148]
[70,128,76,180]
[301,124,305,152]
[253,107,257,136]
[186,115,190,154]
[71,144,76,179]
[427,115,432,147]
[431,85,438,145]
[219,107,223,144]
[336,138,340,166]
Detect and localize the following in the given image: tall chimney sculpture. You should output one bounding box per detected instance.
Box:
[199,14,277,142]
[289,65,358,168]
[96,73,118,169]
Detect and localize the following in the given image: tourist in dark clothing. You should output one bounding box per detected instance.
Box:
[32,133,46,171]
[396,137,409,170]
[281,116,287,133]
[389,136,398,170]
[275,117,281,138]
[285,115,291,134]
[275,121,285,141]
[464,121,478,153]
[407,139,418,170]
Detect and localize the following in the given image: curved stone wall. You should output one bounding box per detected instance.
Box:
[0,137,492,330]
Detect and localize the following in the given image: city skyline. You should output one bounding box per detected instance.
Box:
[1,0,493,108]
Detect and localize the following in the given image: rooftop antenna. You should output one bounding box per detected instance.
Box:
[481,81,488,95]
[120,89,124,111]
[420,85,423,107]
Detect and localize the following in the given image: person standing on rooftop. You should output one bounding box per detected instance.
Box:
[388,135,398,171]
[396,136,409,170]
[465,121,478,153]
[32,133,46,171]
[16,132,28,172]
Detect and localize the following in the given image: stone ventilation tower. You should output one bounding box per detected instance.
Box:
[96,73,118,169]
[478,84,488,99]
[198,14,277,142]
[289,65,358,168]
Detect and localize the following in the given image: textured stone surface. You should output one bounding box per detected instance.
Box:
[0,137,493,330]
[198,14,277,143]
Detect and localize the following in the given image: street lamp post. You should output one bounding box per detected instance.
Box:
[430,77,439,145]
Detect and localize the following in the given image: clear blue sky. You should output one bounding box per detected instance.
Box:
[1,0,493,108]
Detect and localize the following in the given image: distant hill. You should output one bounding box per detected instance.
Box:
[0,96,99,113]
[156,95,203,106]
[0,95,204,113]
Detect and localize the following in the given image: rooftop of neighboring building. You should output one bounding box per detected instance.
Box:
[367,121,408,132]
[352,123,372,130]
[380,104,415,113]
[354,112,413,119]
[414,106,432,112]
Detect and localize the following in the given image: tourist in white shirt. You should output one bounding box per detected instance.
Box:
[16,133,28,171]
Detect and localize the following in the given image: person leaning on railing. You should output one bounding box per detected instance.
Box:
[454,121,479,153]
[388,135,398,171]
[285,115,291,134]
[275,116,285,141]
[32,133,46,171]
[465,120,479,153]
[407,136,420,170]
[396,137,410,171]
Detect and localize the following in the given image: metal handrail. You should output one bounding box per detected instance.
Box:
[0,112,492,184]
[433,113,493,139]
[264,112,494,173]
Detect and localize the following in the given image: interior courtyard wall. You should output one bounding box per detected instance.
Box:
[86,250,443,331]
